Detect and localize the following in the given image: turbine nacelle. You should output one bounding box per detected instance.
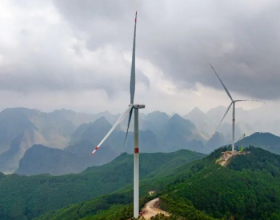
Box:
[130,104,145,109]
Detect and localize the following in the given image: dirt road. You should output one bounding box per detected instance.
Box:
[141,198,170,219]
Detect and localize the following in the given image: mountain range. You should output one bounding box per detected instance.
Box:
[15,114,205,175]
[0,106,279,175]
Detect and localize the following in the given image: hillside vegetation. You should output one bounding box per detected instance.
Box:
[0,150,204,220]
[160,147,280,220]
[37,147,280,220]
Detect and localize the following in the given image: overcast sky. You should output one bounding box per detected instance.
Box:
[0,0,278,114]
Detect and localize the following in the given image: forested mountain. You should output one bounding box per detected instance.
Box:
[0,150,204,220]
[236,132,280,155]
[160,147,280,220]
[38,147,280,220]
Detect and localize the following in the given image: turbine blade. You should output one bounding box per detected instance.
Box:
[216,102,233,130]
[123,108,134,146]
[130,11,137,104]
[91,106,132,155]
[235,99,263,103]
[209,64,233,101]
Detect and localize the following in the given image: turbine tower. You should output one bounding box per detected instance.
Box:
[210,64,258,153]
[90,12,144,219]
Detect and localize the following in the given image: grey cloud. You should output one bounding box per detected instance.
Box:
[0,0,149,98]
[137,71,150,92]
[54,0,142,50]
[53,0,280,100]
[0,0,279,101]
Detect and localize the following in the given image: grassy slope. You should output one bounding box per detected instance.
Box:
[0,150,204,220]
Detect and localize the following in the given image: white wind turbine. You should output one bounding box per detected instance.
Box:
[90,12,144,218]
[210,64,259,153]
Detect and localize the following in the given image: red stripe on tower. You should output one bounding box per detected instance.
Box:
[233,119,235,122]
[134,148,139,154]
[95,146,99,151]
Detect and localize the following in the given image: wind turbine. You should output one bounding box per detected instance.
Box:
[90,12,144,219]
[210,64,258,153]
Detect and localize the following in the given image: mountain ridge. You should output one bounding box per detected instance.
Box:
[35,146,280,220]
[0,149,205,220]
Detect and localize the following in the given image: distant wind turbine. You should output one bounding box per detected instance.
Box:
[210,64,259,153]
[90,12,144,219]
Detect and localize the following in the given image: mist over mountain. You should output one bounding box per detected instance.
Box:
[15,112,207,175]
[0,108,37,154]
[205,132,227,154]
[160,114,205,152]
[16,142,118,175]
[142,111,170,133]
[0,106,278,174]
[0,129,46,173]
[0,108,96,173]
[185,107,215,139]
[71,116,160,154]
[16,116,159,175]
[71,116,113,144]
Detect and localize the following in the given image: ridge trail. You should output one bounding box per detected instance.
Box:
[141,198,170,219]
